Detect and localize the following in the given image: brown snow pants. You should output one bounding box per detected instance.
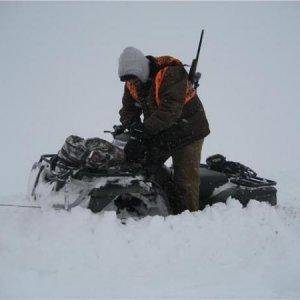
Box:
[171,139,204,213]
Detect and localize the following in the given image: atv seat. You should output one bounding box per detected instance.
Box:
[199,165,229,200]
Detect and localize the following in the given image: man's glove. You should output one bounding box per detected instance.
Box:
[124,139,147,163]
[129,121,143,137]
[129,121,151,141]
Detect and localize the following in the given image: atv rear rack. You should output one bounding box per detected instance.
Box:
[205,154,276,188]
[230,176,276,188]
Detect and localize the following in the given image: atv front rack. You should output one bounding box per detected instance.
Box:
[31,154,145,196]
[38,154,140,179]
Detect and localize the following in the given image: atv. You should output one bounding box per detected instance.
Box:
[27,127,277,219]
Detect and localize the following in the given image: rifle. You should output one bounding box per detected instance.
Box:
[188,29,204,90]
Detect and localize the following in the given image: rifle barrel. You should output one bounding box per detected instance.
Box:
[196,30,204,61]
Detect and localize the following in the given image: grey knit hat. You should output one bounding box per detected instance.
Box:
[118,47,150,83]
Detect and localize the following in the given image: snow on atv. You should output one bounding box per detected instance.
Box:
[28,126,277,218]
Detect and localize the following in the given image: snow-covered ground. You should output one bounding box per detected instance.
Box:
[1,191,300,299]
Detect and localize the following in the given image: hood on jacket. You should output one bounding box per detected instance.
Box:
[118,47,150,83]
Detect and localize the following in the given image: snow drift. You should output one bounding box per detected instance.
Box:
[1,195,299,299]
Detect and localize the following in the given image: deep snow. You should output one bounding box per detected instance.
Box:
[1,194,300,299]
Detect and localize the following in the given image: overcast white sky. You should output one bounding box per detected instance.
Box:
[0,2,299,197]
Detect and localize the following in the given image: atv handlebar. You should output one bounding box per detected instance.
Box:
[104,125,126,138]
[104,124,144,141]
